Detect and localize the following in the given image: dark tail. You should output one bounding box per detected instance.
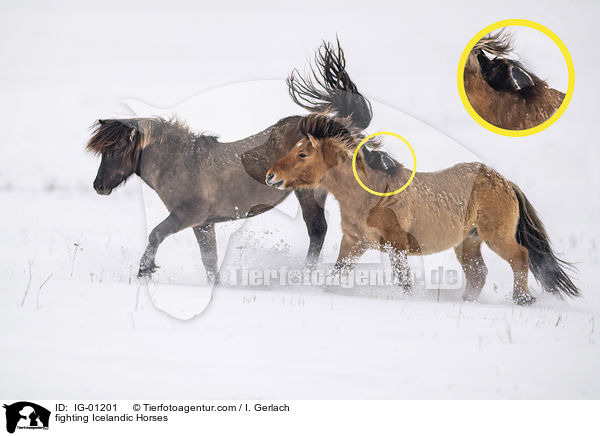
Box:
[511,182,579,297]
[287,37,372,130]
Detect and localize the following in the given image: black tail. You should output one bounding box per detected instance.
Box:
[511,182,579,297]
[288,37,372,130]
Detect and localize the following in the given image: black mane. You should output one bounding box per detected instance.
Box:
[288,38,373,130]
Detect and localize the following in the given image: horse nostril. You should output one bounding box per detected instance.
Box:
[266,173,274,182]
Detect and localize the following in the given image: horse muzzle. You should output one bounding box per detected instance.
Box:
[265,172,285,190]
[93,180,113,195]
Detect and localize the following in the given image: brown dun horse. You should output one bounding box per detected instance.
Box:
[266,114,579,304]
[464,31,565,130]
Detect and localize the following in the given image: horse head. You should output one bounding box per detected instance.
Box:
[86,119,149,195]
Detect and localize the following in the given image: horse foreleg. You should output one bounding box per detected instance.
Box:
[138,210,197,278]
[389,249,411,293]
[193,223,219,284]
[333,233,367,277]
[295,188,328,269]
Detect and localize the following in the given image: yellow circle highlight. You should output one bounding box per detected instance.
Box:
[352,132,417,196]
[457,19,574,137]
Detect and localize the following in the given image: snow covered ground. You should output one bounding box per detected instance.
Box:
[1,0,599,399]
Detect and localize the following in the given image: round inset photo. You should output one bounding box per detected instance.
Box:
[457,20,574,136]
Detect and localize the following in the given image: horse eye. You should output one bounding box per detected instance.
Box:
[298,152,307,158]
[114,150,123,157]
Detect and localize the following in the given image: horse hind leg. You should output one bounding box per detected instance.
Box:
[477,213,535,305]
[193,223,219,284]
[295,188,328,269]
[454,234,487,301]
[486,238,533,305]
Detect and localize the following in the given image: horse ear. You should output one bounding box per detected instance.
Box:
[98,119,106,125]
[307,133,319,148]
[509,64,535,90]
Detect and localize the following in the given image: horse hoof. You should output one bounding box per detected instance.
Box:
[462,293,479,302]
[514,293,536,306]
[304,261,318,271]
[400,284,412,295]
[137,269,152,278]
[207,272,220,285]
[137,264,158,278]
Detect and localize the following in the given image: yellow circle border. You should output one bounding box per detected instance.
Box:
[352,132,417,196]
[457,19,574,137]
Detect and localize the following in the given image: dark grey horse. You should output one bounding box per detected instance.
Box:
[86,40,378,282]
